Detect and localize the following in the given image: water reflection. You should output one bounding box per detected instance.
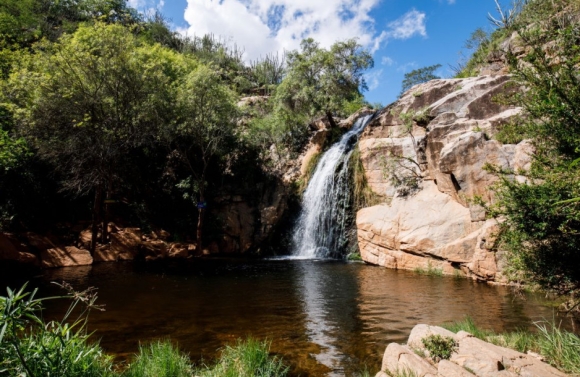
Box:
[297,261,362,376]
[1,260,577,377]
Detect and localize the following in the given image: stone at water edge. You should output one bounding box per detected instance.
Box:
[376,324,569,377]
[41,246,93,268]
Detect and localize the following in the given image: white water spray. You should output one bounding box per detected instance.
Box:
[292,114,374,258]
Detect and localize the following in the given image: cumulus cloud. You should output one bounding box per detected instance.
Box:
[182,0,427,62]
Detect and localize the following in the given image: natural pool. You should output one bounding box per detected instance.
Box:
[1,259,576,376]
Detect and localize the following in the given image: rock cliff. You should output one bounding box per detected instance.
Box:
[356,75,530,282]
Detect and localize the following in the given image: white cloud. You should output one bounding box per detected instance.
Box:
[385,9,426,40]
[371,9,427,52]
[381,56,394,66]
[397,61,418,73]
[447,0,456,4]
[182,1,427,62]
[365,69,383,91]
[183,0,382,61]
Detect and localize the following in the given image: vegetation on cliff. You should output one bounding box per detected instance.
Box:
[473,0,580,301]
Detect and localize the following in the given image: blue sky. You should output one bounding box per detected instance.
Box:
[130,0,511,106]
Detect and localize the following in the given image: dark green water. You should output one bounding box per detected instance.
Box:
[1,259,576,376]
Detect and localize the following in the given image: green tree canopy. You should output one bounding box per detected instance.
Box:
[400,64,441,96]
[3,22,191,252]
[274,38,373,127]
[490,0,580,297]
[169,64,238,251]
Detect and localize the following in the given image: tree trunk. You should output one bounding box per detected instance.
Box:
[90,186,103,256]
[101,180,112,244]
[326,111,338,129]
[195,191,205,255]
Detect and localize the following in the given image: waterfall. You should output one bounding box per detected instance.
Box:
[292,113,375,259]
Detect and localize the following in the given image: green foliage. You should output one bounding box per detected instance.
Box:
[244,105,310,162]
[350,145,382,210]
[453,27,508,78]
[249,52,285,95]
[421,335,457,361]
[493,117,528,144]
[535,321,580,374]
[0,0,142,48]
[274,38,373,122]
[488,0,580,295]
[0,283,113,377]
[400,64,441,96]
[413,261,443,277]
[122,341,192,377]
[346,252,363,261]
[443,317,580,374]
[172,64,238,193]
[5,22,188,195]
[0,106,28,172]
[194,338,289,377]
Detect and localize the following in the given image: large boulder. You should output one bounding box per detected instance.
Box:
[377,324,568,377]
[356,75,525,282]
[0,233,37,265]
[41,246,93,268]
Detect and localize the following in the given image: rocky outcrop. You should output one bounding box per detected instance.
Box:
[0,233,38,265]
[41,246,93,268]
[357,75,528,282]
[376,324,567,377]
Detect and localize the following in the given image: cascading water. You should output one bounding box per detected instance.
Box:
[292,113,375,259]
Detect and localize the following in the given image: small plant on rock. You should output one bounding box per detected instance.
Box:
[421,334,457,362]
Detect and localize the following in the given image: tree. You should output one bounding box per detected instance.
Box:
[400,64,441,96]
[4,22,186,254]
[169,64,238,253]
[275,38,373,128]
[489,0,580,299]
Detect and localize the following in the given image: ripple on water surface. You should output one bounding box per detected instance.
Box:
[1,259,576,377]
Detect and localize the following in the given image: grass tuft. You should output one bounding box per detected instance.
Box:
[443,316,580,374]
[194,338,289,377]
[122,340,192,377]
[413,261,443,277]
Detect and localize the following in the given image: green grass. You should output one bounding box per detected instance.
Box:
[194,338,289,377]
[443,317,580,375]
[347,252,363,261]
[122,340,192,377]
[413,261,443,277]
[350,145,383,211]
[1,284,290,377]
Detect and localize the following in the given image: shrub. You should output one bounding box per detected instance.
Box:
[421,335,457,361]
